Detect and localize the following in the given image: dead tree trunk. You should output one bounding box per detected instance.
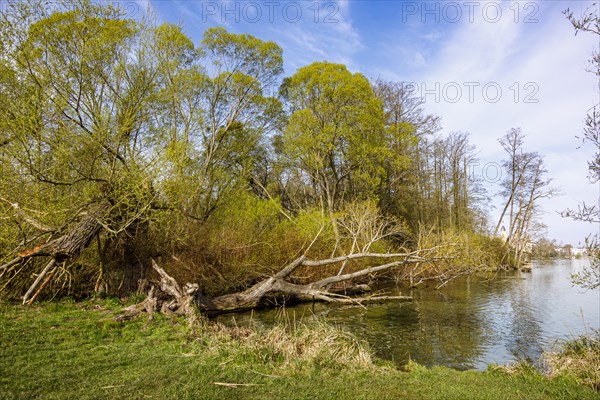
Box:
[198,254,418,312]
[119,252,433,319]
[0,202,109,304]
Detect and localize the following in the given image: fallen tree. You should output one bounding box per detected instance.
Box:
[0,202,110,304]
[118,251,434,319]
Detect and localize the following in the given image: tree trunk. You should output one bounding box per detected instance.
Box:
[6,202,109,263]
[121,219,151,293]
[118,252,430,319]
[0,202,110,304]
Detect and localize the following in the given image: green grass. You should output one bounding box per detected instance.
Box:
[0,300,597,400]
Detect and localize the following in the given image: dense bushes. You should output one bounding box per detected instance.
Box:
[0,188,515,300]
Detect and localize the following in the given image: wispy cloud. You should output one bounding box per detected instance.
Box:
[149,1,363,72]
[411,1,598,242]
[265,0,363,71]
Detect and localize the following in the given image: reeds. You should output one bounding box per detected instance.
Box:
[196,317,375,371]
[544,330,600,391]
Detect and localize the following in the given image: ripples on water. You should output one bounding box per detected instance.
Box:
[217,259,600,370]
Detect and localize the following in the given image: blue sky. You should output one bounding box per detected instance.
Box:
[135,0,599,245]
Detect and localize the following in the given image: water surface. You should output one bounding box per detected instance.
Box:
[217,259,600,370]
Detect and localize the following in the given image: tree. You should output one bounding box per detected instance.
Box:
[195,27,283,219]
[531,238,558,259]
[147,25,283,220]
[496,128,558,265]
[0,0,158,296]
[495,128,528,236]
[277,62,386,248]
[562,4,600,288]
[0,1,285,300]
[371,79,440,226]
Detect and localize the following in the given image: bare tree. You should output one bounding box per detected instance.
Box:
[496,128,559,264]
[562,4,600,288]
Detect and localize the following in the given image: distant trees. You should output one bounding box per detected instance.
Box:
[495,128,558,265]
[371,79,436,225]
[531,238,559,260]
[371,80,485,234]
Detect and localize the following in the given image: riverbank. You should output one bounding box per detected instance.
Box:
[214,259,600,370]
[1,300,597,399]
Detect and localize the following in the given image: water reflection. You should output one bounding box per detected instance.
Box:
[506,283,544,363]
[216,259,600,370]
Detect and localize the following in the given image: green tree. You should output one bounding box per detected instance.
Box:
[277,62,386,235]
[194,27,283,219]
[371,79,435,226]
[0,1,157,295]
[149,25,283,220]
[0,1,284,299]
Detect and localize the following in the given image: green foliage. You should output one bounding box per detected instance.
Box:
[278,62,386,213]
[203,26,283,77]
[0,1,286,298]
[153,193,336,296]
[0,0,520,301]
[415,226,513,280]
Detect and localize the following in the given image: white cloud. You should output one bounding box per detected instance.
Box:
[268,0,363,72]
[411,1,599,243]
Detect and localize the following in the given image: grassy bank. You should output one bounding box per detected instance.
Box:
[545,331,600,391]
[0,300,597,400]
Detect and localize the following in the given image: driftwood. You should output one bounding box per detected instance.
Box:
[118,252,425,319]
[195,252,420,313]
[117,260,199,320]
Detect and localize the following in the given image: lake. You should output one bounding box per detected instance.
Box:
[216,259,600,370]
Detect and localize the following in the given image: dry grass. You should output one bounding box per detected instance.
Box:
[490,331,600,392]
[196,318,376,371]
[544,331,600,391]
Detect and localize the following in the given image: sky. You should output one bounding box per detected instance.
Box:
[132,0,599,245]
